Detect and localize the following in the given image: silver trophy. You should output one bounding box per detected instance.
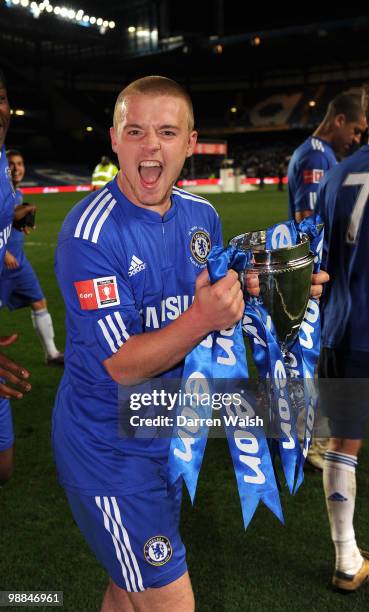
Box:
[229,230,314,351]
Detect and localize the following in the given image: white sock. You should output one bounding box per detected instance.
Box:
[323,450,363,575]
[31,309,60,359]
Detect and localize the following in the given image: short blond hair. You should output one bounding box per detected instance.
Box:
[113,75,195,133]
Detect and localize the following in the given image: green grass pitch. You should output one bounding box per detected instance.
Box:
[0,187,368,611]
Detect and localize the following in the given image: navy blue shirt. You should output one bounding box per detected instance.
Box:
[316,144,369,350]
[288,136,337,219]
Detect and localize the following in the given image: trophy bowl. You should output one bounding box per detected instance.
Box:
[229,231,314,349]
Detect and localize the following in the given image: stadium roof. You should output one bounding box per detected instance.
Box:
[2,1,369,162]
[1,1,368,68]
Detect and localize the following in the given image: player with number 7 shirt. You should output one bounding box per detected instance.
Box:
[316,90,369,591]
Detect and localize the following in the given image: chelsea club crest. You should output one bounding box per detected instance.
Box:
[144,535,172,566]
[190,229,211,265]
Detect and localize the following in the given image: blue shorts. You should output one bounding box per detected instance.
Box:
[318,347,369,439]
[0,258,44,310]
[0,398,14,452]
[65,477,187,591]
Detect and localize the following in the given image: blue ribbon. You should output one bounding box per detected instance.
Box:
[168,217,322,525]
[167,349,214,502]
[244,217,323,495]
[265,219,298,250]
[243,221,305,493]
[255,216,323,493]
[169,245,283,528]
[290,214,323,490]
[244,299,302,494]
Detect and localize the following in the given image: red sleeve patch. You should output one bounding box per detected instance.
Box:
[303,169,324,184]
[74,276,120,310]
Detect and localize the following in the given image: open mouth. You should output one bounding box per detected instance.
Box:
[138,161,163,187]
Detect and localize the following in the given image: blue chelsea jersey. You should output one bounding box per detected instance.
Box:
[288,136,337,219]
[53,178,223,495]
[316,144,369,350]
[0,146,16,273]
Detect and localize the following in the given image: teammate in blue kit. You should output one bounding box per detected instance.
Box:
[288,93,367,471]
[316,101,369,591]
[53,76,327,611]
[288,92,367,223]
[0,69,31,484]
[0,150,64,366]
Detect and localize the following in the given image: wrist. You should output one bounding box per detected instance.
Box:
[183,302,211,342]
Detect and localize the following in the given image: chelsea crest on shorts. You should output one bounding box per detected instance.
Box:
[144,535,173,566]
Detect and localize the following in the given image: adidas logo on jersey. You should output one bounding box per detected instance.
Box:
[128,255,146,277]
[311,138,325,152]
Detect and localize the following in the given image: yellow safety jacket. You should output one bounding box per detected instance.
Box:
[91,162,118,188]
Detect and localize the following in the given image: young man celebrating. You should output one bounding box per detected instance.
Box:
[53,76,327,611]
[0,149,64,366]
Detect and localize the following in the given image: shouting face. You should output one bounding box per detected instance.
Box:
[110,93,197,215]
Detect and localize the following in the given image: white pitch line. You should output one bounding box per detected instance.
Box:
[25,241,57,247]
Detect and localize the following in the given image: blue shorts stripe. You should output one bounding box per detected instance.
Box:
[66,481,187,591]
[95,496,134,592]
[110,497,144,592]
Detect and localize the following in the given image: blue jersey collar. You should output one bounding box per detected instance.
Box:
[109,176,177,223]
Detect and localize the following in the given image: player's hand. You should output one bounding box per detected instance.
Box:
[192,268,244,333]
[0,334,31,399]
[0,334,18,347]
[13,203,36,223]
[4,251,19,269]
[310,270,329,299]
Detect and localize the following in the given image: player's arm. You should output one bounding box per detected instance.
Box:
[0,334,31,399]
[13,203,36,224]
[12,204,36,235]
[294,152,330,222]
[4,250,19,269]
[104,268,244,385]
[104,263,326,383]
[315,178,331,271]
[57,234,243,386]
